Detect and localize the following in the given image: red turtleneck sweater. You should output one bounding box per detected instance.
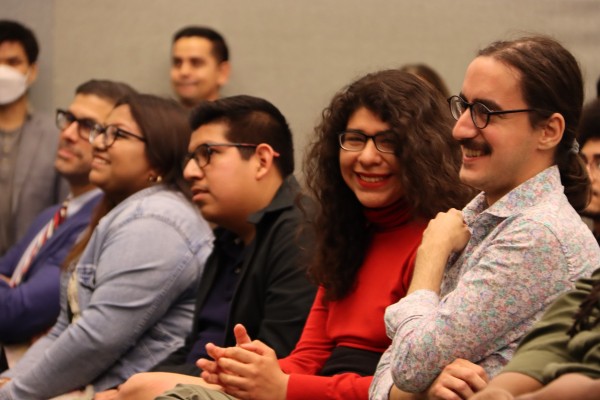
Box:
[279,200,427,400]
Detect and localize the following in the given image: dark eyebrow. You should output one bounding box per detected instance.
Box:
[459,92,502,111]
[475,98,502,111]
[343,128,394,136]
[65,109,97,124]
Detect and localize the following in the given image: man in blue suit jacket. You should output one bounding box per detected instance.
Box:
[0,80,136,348]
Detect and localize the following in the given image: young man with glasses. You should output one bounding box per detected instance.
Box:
[0,80,135,370]
[370,36,600,400]
[96,95,316,400]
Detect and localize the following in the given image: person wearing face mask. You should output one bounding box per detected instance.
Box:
[0,20,67,256]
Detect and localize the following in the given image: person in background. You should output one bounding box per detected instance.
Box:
[0,94,213,399]
[170,26,230,108]
[577,99,600,242]
[155,69,474,400]
[468,267,600,400]
[399,63,450,98]
[370,36,600,400]
[0,79,135,366]
[0,20,66,255]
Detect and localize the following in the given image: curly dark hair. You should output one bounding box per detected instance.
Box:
[304,69,475,301]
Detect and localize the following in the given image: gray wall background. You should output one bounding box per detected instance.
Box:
[3,0,600,168]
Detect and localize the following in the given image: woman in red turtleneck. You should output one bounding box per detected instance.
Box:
[158,70,475,400]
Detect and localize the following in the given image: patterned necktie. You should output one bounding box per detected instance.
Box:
[9,200,69,288]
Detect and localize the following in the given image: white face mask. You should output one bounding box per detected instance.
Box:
[0,64,29,105]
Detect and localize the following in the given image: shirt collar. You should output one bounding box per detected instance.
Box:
[463,165,562,225]
[247,175,300,225]
[65,188,103,218]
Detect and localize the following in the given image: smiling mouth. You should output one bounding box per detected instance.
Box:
[459,138,491,158]
[463,148,487,157]
[358,174,387,183]
[177,82,198,87]
[57,146,78,158]
[92,154,109,164]
[356,173,388,183]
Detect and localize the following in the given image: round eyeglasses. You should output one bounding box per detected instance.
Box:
[338,130,397,153]
[56,109,97,140]
[447,95,538,129]
[89,124,147,148]
[183,143,258,169]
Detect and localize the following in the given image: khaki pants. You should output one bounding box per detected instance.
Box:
[156,384,237,400]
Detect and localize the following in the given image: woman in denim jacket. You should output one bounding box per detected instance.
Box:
[0,94,213,399]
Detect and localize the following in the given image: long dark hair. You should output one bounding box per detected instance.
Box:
[63,94,191,269]
[478,35,589,211]
[568,279,600,337]
[304,69,475,301]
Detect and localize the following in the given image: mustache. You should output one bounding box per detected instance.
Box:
[458,138,491,153]
[58,141,83,157]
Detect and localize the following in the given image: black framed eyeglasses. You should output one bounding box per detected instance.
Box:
[338,130,397,153]
[183,143,258,169]
[89,124,147,148]
[447,95,538,129]
[56,109,98,140]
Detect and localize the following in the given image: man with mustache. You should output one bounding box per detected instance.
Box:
[0,80,135,369]
[370,36,600,400]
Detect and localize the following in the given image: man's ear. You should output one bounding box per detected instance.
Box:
[254,143,278,180]
[538,112,565,151]
[217,61,231,87]
[27,63,38,86]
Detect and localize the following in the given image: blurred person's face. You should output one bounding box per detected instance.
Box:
[0,41,38,104]
[54,94,114,186]
[170,37,229,107]
[580,139,600,217]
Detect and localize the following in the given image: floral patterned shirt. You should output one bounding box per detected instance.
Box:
[369,166,600,398]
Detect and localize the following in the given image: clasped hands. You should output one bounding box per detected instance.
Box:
[197,324,289,400]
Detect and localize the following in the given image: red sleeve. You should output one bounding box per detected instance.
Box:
[279,287,333,374]
[286,373,373,400]
[278,288,374,400]
[400,249,417,296]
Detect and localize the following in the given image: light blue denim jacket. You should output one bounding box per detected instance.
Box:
[0,185,213,399]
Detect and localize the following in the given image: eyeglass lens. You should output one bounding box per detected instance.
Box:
[339,131,396,153]
[449,97,489,129]
[56,110,96,139]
